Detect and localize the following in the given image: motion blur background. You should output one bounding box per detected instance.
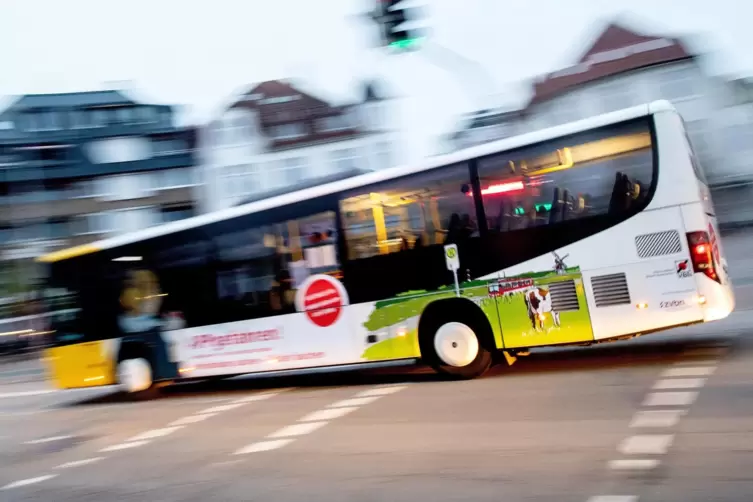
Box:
[2,0,753,357]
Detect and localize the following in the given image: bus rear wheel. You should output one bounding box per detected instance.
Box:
[117,357,159,400]
[425,320,493,379]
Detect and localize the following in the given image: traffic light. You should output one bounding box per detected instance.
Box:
[371,0,423,50]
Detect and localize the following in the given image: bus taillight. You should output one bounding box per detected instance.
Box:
[686,231,720,283]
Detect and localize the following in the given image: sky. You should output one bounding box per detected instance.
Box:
[1,0,752,160]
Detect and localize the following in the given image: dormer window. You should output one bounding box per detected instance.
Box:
[271,123,306,140]
[317,115,350,133]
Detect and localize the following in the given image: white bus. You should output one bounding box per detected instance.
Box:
[38,100,734,398]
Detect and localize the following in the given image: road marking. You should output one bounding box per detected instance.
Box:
[327,396,380,408]
[661,366,716,377]
[642,391,698,407]
[619,434,673,455]
[268,421,328,439]
[2,474,58,490]
[300,406,357,422]
[587,497,638,502]
[0,387,99,399]
[652,378,706,390]
[355,385,407,397]
[198,403,245,414]
[128,426,183,442]
[55,457,104,469]
[170,413,217,426]
[608,459,660,470]
[99,440,150,452]
[0,389,56,399]
[231,390,289,404]
[235,439,294,454]
[24,434,74,445]
[234,385,408,455]
[630,410,687,428]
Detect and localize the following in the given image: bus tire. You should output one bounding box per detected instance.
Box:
[420,306,493,379]
[117,351,159,401]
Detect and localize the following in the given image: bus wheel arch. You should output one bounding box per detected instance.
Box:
[417,298,495,379]
[117,341,159,399]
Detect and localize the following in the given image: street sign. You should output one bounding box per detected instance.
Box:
[444,244,459,271]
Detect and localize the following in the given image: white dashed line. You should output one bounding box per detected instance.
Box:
[235,438,294,454]
[355,385,407,397]
[608,459,660,470]
[268,421,328,439]
[642,391,698,407]
[619,434,673,455]
[652,377,707,390]
[300,406,358,422]
[661,366,716,377]
[327,396,380,408]
[2,474,58,490]
[24,434,74,445]
[630,409,687,428]
[0,390,56,399]
[127,426,183,442]
[231,391,287,404]
[170,413,217,426]
[198,403,245,414]
[234,385,408,455]
[587,497,638,502]
[99,440,150,452]
[55,457,104,470]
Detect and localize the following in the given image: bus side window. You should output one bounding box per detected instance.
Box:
[477,123,655,232]
[339,162,476,259]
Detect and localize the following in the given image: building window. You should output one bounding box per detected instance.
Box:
[283,157,305,185]
[339,162,475,260]
[222,164,258,199]
[317,115,350,133]
[98,174,153,201]
[330,148,359,173]
[161,205,194,223]
[271,123,306,140]
[375,141,392,170]
[659,69,696,101]
[159,168,195,189]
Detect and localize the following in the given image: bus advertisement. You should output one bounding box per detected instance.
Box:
[38,100,734,398]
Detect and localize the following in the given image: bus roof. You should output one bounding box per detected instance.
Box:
[37,100,674,264]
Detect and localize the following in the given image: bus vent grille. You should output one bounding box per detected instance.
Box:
[548,280,580,311]
[591,273,631,307]
[635,230,682,258]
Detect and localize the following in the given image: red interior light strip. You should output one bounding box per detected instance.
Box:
[470,181,525,196]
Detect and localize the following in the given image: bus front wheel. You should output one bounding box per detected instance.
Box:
[423,319,493,379]
[117,357,158,400]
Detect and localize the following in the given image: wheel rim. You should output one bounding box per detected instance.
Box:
[117,358,152,393]
[433,322,479,367]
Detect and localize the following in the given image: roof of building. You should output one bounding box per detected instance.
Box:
[10,90,136,110]
[529,22,693,106]
[229,79,363,148]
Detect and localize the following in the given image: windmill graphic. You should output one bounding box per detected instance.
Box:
[552,251,569,275]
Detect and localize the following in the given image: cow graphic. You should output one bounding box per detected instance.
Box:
[523,287,561,331]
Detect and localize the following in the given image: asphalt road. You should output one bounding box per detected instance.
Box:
[2,230,753,502]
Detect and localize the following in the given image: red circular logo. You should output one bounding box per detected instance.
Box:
[302,278,344,327]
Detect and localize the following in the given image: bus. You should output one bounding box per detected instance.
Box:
[38,100,734,398]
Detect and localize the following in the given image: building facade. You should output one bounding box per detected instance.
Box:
[0,90,198,308]
[199,80,399,213]
[444,21,753,200]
